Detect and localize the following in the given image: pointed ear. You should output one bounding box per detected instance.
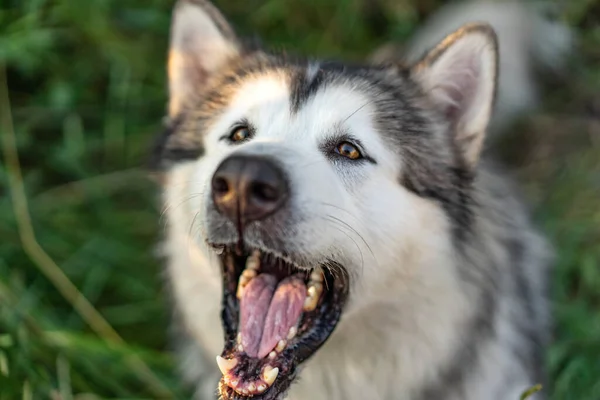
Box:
[410,23,498,168]
[168,0,241,116]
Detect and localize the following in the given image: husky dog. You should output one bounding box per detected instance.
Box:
[152,1,568,399]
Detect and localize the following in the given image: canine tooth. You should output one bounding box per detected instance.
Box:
[276,339,287,352]
[263,366,279,386]
[216,356,238,375]
[238,344,244,352]
[237,333,241,343]
[258,384,266,392]
[287,327,297,340]
[269,351,277,359]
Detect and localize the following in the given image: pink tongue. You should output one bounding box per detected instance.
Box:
[240,274,307,359]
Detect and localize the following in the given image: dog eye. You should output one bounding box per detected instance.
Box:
[335,141,362,160]
[229,126,252,143]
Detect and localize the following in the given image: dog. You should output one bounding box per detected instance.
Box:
[151,1,571,399]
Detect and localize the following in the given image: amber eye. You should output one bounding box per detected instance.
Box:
[335,141,362,160]
[229,126,251,143]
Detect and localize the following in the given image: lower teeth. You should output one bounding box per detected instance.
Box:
[217,355,281,394]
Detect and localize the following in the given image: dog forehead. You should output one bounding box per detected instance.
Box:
[225,69,380,144]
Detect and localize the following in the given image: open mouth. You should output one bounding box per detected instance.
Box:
[213,246,349,400]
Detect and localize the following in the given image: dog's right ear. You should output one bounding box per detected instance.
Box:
[168,0,240,116]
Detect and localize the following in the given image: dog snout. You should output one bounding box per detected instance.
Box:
[211,154,289,225]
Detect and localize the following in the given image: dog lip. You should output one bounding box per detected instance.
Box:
[208,241,312,271]
[216,246,350,400]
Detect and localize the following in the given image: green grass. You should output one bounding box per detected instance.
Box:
[1,0,599,399]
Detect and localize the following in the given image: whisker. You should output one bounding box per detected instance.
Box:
[320,215,365,274]
[342,100,373,124]
[317,202,360,222]
[326,214,375,262]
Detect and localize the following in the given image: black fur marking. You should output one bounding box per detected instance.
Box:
[402,166,475,242]
[289,63,325,114]
[147,115,202,170]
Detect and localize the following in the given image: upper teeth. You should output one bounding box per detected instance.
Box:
[310,268,324,282]
[242,269,257,279]
[236,252,261,299]
[246,250,261,270]
[303,267,324,311]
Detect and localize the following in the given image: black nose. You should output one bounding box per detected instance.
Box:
[211,155,288,224]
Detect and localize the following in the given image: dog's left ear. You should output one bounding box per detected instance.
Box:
[168,0,241,116]
[410,23,498,168]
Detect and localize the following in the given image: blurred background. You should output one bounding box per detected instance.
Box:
[0,0,598,399]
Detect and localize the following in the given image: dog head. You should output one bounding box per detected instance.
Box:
[154,1,498,399]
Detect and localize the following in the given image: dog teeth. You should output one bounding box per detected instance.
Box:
[287,326,297,340]
[236,251,262,299]
[311,282,323,293]
[276,339,287,353]
[216,356,238,375]
[258,384,266,392]
[248,383,256,392]
[303,279,324,312]
[263,366,279,386]
[304,268,325,312]
[310,267,324,282]
[303,294,318,311]
[237,344,244,352]
[242,268,257,279]
[269,351,277,359]
[246,250,261,270]
[236,271,256,299]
